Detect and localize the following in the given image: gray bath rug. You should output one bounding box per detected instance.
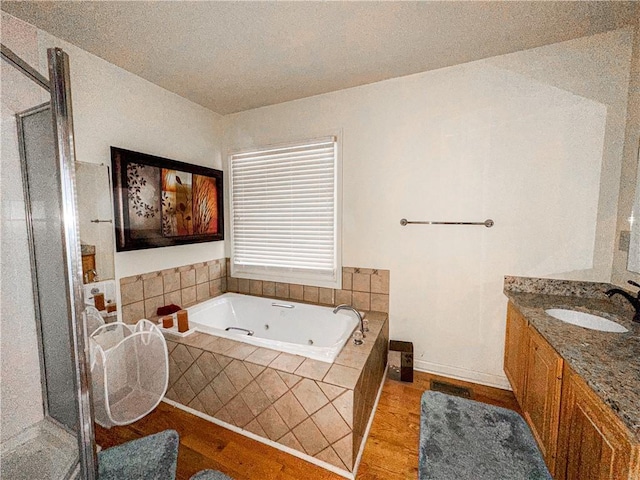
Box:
[419,391,552,480]
[98,429,179,479]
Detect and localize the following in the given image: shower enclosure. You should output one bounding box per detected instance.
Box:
[1,45,97,478]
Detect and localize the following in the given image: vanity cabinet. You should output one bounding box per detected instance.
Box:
[504,303,528,405]
[505,303,563,472]
[521,325,563,474]
[556,366,640,480]
[504,301,640,480]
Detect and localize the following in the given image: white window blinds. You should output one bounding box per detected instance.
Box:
[230,137,340,287]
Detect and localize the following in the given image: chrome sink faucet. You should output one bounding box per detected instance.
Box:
[333,304,366,345]
[605,280,640,324]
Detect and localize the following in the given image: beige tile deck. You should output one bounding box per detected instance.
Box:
[245,347,280,366]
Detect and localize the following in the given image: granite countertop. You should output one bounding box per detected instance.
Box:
[505,286,640,443]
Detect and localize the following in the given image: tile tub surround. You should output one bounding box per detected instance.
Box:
[163,311,389,474]
[226,265,390,314]
[503,277,640,441]
[120,260,389,324]
[120,258,227,324]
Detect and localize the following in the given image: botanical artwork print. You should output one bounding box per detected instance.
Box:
[113,147,223,251]
[126,163,161,239]
[192,174,219,234]
[161,169,219,237]
[162,169,193,236]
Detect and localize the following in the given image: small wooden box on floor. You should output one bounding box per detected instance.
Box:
[387,340,413,382]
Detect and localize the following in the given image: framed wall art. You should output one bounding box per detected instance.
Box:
[111,147,224,251]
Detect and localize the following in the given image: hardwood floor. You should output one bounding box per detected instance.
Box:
[95,371,519,479]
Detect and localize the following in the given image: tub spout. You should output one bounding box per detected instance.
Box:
[333,304,365,345]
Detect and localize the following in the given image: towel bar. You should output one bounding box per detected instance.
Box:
[400,218,494,228]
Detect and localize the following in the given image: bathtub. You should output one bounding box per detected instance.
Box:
[186,293,358,363]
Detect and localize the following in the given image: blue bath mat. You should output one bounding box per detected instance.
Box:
[98,429,179,480]
[419,391,551,480]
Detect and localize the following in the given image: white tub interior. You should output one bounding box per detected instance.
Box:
[185,293,358,363]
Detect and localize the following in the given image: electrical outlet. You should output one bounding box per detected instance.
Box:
[619,230,630,252]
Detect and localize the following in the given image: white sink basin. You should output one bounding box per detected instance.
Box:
[545,309,628,333]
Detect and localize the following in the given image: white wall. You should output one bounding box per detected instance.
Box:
[227,29,632,388]
[0,11,227,443]
[3,11,633,396]
[612,22,640,287]
[0,13,47,443]
[35,24,227,280]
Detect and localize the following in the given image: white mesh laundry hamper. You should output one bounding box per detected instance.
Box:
[90,319,169,428]
[84,306,105,336]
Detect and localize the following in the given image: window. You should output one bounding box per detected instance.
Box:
[229,136,341,288]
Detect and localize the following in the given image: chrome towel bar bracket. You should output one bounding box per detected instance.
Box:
[400,218,494,228]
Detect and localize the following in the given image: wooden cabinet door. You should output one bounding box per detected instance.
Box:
[504,302,528,406]
[556,366,639,480]
[522,325,563,475]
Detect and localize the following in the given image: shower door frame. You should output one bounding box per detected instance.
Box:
[48,46,98,480]
[2,44,98,479]
[47,48,97,480]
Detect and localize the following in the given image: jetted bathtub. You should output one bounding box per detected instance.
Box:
[186,293,359,363]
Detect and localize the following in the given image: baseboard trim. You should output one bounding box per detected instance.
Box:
[413,360,512,391]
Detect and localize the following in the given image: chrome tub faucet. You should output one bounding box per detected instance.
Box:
[333,304,366,345]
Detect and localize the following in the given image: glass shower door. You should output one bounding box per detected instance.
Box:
[1,44,97,479]
[18,104,80,433]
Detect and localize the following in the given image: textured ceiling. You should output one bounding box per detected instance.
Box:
[2,1,639,115]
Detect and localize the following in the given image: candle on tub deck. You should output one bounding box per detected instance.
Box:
[94,293,105,311]
[177,310,189,333]
[162,315,173,328]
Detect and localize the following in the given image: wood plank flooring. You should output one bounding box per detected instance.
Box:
[95,371,519,479]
